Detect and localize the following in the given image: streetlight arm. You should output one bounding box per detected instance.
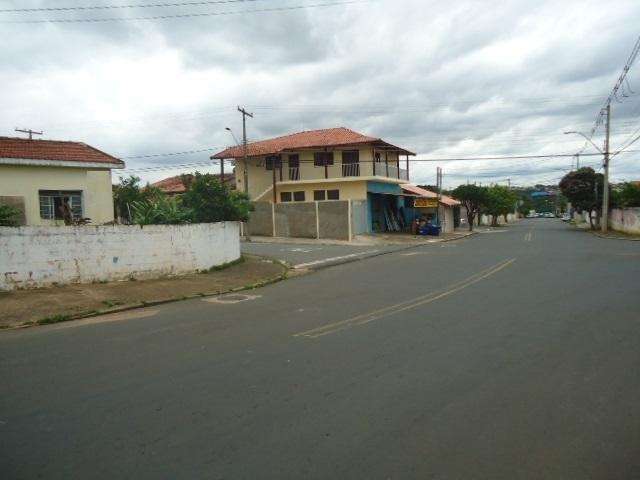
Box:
[563,131,604,154]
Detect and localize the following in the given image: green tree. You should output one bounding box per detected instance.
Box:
[451,184,488,231]
[484,186,518,226]
[0,203,21,226]
[559,167,605,229]
[612,182,640,208]
[181,172,253,223]
[113,175,163,223]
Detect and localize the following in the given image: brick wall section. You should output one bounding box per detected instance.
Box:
[0,222,240,291]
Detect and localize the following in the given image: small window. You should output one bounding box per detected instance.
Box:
[327,189,340,200]
[265,155,282,171]
[313,190,326,201]
[293,191,305,202]
[280,191,292,202]
[39,190,82,220]
[313,151,334,167]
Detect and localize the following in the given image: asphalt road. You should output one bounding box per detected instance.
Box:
[241,241,405,269]
[2,220,640,479]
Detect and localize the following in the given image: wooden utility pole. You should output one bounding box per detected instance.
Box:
[237,106,253,196]
[15,128,42,140]
[602,104,611,233]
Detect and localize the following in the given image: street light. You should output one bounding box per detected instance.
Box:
[563,131,604,154]
[225,127,241,147]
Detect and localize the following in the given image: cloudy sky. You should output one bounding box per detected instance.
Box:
[1,0,640,188]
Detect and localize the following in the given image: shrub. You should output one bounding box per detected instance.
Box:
[182,172,253,223]
[0,203,21,226]
[131,196,193,225]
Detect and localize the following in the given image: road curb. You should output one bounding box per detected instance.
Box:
[299,231,477,272]
[593,232,640,241]
[2,259,291,332]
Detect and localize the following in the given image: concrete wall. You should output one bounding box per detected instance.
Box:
[610,208,640,234]
[247,201,274,236]
[318,201,350,240]
[275,203,317,238]
[0,222,240,291]
[0,165,115,225]
[248,200,353,240]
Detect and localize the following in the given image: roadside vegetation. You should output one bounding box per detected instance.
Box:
[113,172,253,226]
[451,184,519,230]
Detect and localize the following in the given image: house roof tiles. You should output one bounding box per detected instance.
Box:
[212,127,415,159]
[0,136,124,167]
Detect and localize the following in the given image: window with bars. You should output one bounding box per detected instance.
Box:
[39,190,83,220]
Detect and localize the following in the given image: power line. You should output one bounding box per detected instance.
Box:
[586,34,640,142]
[1,0,369,23]
[0,0,262,13]
[121,147,217,159]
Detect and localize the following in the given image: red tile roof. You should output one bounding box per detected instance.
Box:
[0,136,124,167]
[151,173,235,194]
[212,127,415,159]
[401,184,460,207]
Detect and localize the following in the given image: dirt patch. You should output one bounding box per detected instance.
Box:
[0,255,287,329]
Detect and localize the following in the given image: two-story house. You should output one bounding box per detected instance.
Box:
[212,127,415,234]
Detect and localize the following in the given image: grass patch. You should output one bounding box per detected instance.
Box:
[102,299,123,308]
[206,255,245,273]
[38,314,71,325]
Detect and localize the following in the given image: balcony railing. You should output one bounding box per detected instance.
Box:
[276,162,407,183]
[342,162,360,177]
[373,162,408,181]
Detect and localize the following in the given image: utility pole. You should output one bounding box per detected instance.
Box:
[15,128,42,140]
[436,167,442,227]
[602,104,611,233]
[237,106,253,196]
[575,153,580,170]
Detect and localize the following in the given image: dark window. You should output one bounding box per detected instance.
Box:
[327,189,340,200]
[293,191,305,202]
[342,150,359,163]
[314,190,326,201]
[314,151,334,167]
[265,155,282,171]
[39,190,83,220]
[280,192,292,202]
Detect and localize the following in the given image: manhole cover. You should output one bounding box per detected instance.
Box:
[204,293,261,304]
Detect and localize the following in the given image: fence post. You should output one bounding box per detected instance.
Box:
[315,201,320,239]
[348,199,353,242]
[272,202,276,237]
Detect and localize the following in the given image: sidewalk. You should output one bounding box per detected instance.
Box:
[246,229,475,247]
[0,255,288,329]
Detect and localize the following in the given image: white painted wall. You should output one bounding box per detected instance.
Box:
[610,208,640,234]
[0,222,240,291]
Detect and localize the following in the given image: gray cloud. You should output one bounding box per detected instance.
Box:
[1,0,639,187]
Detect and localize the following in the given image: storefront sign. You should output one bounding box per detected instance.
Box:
[414,198,439,208]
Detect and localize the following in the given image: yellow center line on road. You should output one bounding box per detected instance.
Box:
[293,258,517,339]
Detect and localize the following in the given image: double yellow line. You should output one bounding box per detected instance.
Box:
[294,258,517,339]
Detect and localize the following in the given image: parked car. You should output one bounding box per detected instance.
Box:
[562,213,571,222]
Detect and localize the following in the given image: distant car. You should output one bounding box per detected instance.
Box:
[562,213,571,222]
[526,213,536,218]
[544,212,555,218]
